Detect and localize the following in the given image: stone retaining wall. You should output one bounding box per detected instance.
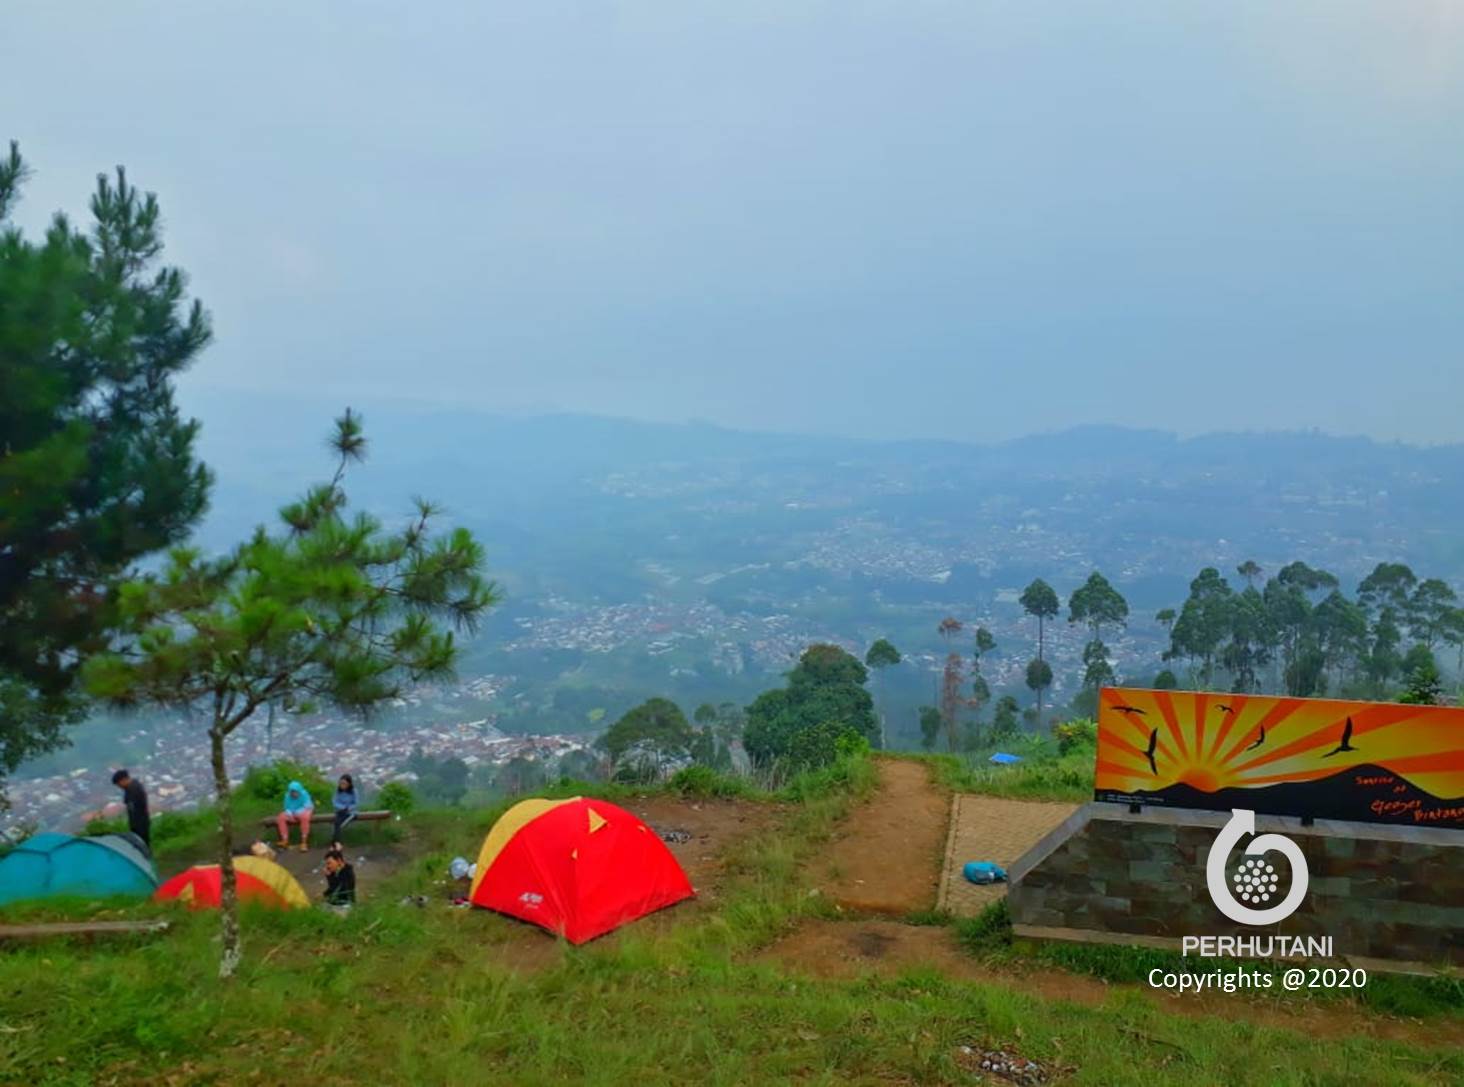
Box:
[1006,804,1464,969]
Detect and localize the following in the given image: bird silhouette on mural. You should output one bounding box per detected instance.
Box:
[1323,717,1357,758]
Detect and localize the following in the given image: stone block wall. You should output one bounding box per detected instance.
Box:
[1006,804,1464,968]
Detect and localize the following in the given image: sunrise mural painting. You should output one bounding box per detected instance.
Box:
[1094,687,1464,829]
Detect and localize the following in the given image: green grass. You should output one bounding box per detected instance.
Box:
[956,900,1464,1021]
[922,739,1096,803]
[2,753,1460,1086]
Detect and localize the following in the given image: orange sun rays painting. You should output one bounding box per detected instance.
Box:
[1094,687,1464,829]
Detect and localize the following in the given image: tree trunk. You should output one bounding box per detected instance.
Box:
[1036,617,1046,728]
[875,672,886,751]
[941,654,961,753]
[209,723,242,980]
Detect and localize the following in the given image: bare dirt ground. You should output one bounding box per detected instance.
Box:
[264,836,408,900]
[756,918,983,980]
[621,794,780,905]
[814,759,949,914]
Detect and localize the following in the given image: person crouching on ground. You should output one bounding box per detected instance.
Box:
[332,774,359,841]
[324,849,356,907]
[275,780,315,852]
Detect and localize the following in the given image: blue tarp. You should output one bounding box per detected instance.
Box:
[988,752,1023,765]
[0,832,158,908]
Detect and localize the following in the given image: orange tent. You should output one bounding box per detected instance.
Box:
[154,855,310,910]
[469,797,693,943]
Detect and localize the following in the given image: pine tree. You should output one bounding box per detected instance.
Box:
[84,413,496,977]
[1,144,212,802]
[864,639,901,749]
[1019,580,1060,721]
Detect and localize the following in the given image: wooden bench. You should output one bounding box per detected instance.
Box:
[258,810,393,834]
[0,919,170,941]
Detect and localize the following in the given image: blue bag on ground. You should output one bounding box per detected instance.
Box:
[963,861,1008,884]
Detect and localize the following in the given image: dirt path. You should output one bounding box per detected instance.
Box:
[815,759,949,914]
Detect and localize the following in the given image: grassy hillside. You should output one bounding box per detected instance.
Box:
[1,755,1460,1086]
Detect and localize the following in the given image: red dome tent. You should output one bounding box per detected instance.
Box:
[469,797,693,943]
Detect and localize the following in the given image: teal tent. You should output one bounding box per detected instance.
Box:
[0,832,158,908]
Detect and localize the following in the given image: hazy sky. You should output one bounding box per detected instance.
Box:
[6,2,1463,443]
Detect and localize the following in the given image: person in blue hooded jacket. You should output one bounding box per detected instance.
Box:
[275,780,315,851]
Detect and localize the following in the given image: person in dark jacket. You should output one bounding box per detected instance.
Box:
[331,774,359,841]
[111,769,151,848]
[323,850,356,907]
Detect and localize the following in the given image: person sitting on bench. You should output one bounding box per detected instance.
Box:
[275,780,315,852]
[331,774,359,841]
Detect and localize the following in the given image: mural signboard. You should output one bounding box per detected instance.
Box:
[1095,687,1464,830]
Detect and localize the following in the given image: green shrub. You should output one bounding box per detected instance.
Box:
[783,720,863,770]
[668,764,718,796]
[151,810,217,847]
[241,759,331,803]
[84,808,206,842]
[668,764,753,799]
[779,749,877,803]
[375,781,416,814]
[1051,716,1097,754]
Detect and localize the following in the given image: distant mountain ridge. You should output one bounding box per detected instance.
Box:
[181,387,1464,609]
[184,387,1464,486]
[1097,762,1464,830]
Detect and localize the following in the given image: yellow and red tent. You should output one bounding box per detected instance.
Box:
[469,796,693,943]
[154,855,310,910]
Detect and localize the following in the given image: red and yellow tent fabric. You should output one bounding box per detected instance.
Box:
[154,855,310,910]
[469,796,693,944]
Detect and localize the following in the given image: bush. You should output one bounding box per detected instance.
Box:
[84,806,220,855]
[1051,717,1097,754]
[241,759,331,803]
[668,764,719,796]
[375,781,416,814]
[779,747,878,803]
[668,764,752,800]
[612,754,665,786]
[784,720,864,771]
